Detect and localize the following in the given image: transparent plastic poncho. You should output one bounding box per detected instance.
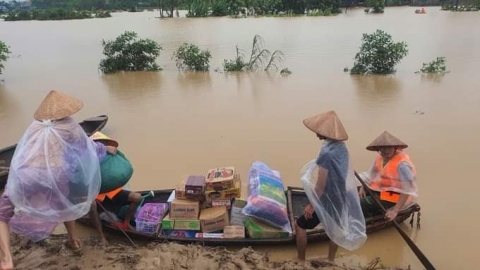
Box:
[5,117,102,223]
[300,141,366,251]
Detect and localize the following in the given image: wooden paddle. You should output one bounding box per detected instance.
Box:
[96,200,138,248]
[354,171,435,270]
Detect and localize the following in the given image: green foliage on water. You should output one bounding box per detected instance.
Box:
[173,43,212,71]
[350,30,408,75]
[99,31,162,74]
[420,57,447,74]
[365,0,385,13]
[0,40,11,75]
[223,35,285,72]
[3,9,111,21]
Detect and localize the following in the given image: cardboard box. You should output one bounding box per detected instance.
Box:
[175,180,187,200]
[223,226,245,239]
[230,199,247,226]
[211,199,232,209]
[161,215,174,230]
[244,217,290,239]
[174,219,201,231]
[205,167,235,191]
[199,206,229,233]
[163,230,196,238]
[195,233,224,238]
[170,199,200,220]
[185,175,205,200]
[205,175,241,203]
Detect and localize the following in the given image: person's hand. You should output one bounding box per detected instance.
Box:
[106,146,117,155]
[304,204,314,220]
[385,209,398,221]
[358,186,366,198]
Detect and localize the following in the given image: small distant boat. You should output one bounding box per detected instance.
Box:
[415,8,427,14]
[0,115,108,189]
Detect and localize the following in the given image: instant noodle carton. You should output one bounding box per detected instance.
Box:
[199,206,229,233]
[185,175,205,201]
[230,199,247,226]
[205,167,235,191]
[162,230,196,238]
[174,219,201,231]
[161,214,174,230]
[205,174,241,204]
[223,225,245,239]
[170,199,200,220]
[175,180,187,200]
[244,217,289,239]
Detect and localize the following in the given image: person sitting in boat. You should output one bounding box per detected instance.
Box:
[0,90,110,270]
[358,131,418,221]
[88,132,141,245]
[297,110,366,262]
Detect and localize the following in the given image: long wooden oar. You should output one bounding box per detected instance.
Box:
[354,171,435,270]
[96,200,138,248]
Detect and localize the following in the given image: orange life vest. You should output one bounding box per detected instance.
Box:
[369,151,416,203]
[96,186,123,202]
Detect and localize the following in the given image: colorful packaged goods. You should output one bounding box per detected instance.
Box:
[244,217,289,239]
[205,174,241,204]
[170,199,200,220]
[163,230,197,238]
[135,203,169,234]
[242,161,292,234]
[195,233,224,238]
[185,175,205,200]
[230,199,247,226]
[174,219,201,231]
[205,167,235,191]
[161,214,174,230]
[211,199,232,209]
[199,206,229,233]
[223,226,245,239]
[175,180,187,200]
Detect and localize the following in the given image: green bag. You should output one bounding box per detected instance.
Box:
[99,150,133,193]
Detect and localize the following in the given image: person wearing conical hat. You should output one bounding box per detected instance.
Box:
[0,90,113,269]
[359,131,418,221]
[297,110,366,262]
[88,131,142,246]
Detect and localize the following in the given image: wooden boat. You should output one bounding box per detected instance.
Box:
[76,186,421,246]
[0,115,108,189]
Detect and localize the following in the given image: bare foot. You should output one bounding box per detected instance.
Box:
[0,259,13,270]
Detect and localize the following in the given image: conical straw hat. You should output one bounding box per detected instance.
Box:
[366,131,408,151]
[303,110,348,141]
[34,90,83,121]
[90,131,119,148]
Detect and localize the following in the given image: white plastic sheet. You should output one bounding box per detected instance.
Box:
[5,117,102,222]
[301,157,366,251]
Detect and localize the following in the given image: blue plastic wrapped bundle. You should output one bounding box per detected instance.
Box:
[242,161,292,234]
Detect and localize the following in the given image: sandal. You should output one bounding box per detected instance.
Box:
[64,239,83,255]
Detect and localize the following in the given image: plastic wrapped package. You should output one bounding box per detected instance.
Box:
[242,161,292,234]
[5,117,102,222]
[301,158,366,251]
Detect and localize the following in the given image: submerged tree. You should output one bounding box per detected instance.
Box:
[350,29,408,75]
[172,43,212,71]
[223,35,284,72]
[99,31,162,74]
[0,40,11,75]
[420,57,447,74]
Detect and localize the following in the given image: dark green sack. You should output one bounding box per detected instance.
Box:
[99,150,133,193]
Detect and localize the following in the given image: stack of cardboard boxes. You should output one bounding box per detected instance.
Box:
[161,167,244,238]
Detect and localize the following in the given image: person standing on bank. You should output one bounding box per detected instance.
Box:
[358,131,418,221]
[297,110,366,262]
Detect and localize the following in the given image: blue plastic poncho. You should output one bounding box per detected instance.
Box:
[300,140,366,251]
[5,117,102,225]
